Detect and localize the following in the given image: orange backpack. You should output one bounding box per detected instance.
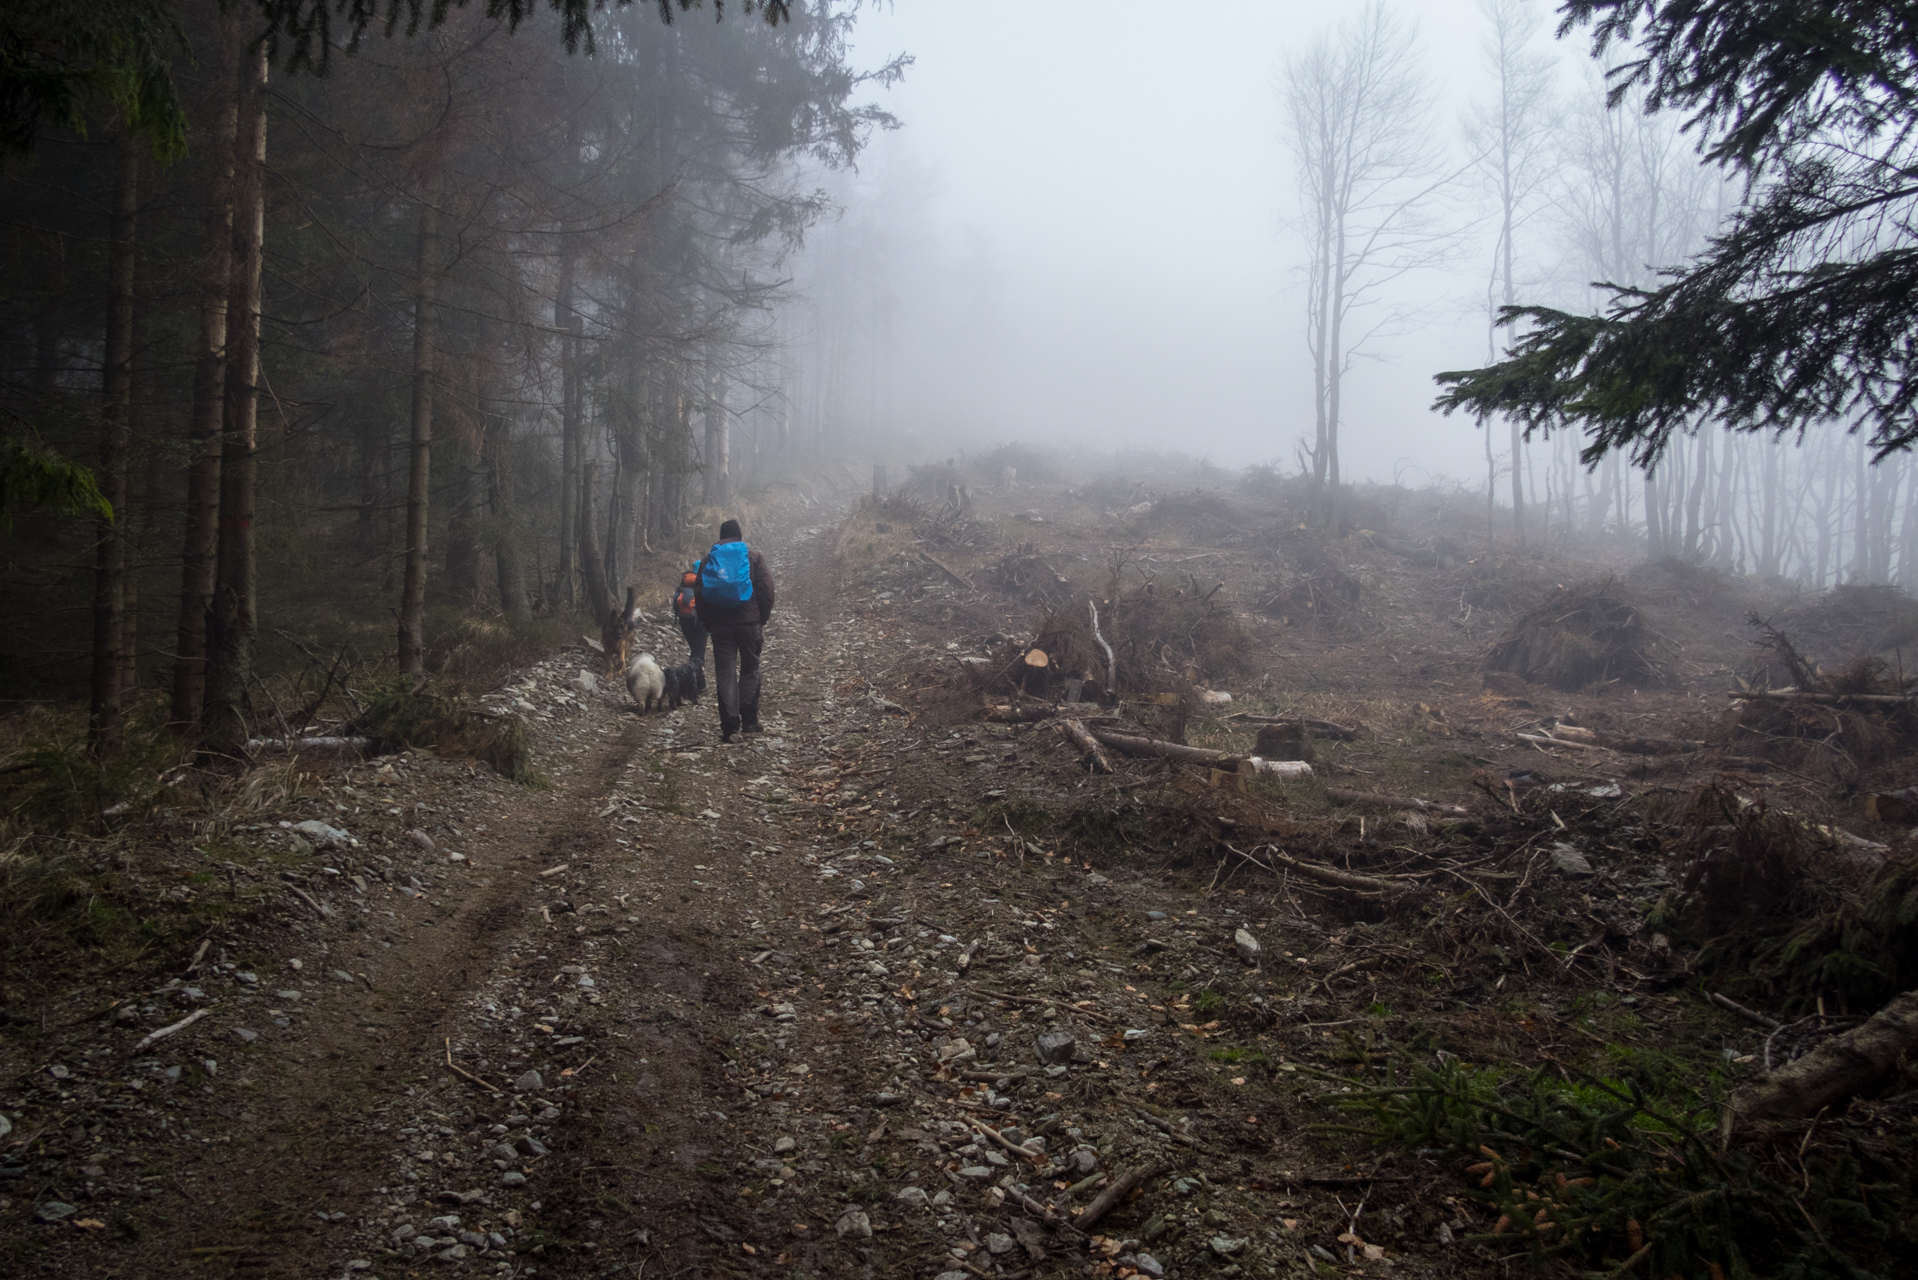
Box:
[673,570,699,617]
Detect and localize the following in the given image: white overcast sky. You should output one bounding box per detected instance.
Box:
[829,0,1618,484]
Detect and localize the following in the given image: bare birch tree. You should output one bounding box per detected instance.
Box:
[1282,0,1455,517]
[1463,0,1555,540]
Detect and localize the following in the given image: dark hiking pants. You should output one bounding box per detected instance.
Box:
[678,615,710,690]
[711,623,763,736]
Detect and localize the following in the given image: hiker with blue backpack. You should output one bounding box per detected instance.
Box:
[694,518,777,743]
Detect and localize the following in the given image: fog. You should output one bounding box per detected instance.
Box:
[799,0,1572,482]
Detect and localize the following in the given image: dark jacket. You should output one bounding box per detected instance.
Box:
[694,545,776,628]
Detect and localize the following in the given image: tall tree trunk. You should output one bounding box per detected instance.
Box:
[89,135,139,749]
[491,434,528,618]
[704,363,730,508]
[1643,471,1664,557]
[171,19,241,730]
[578,460,613,622]
[397,183,440,675]
[556,248,579,607]
[204,42,268,753]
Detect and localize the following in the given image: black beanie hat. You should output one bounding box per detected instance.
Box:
[719,518,742,541]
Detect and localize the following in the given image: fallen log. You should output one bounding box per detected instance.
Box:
[1061,719,1113,774]
[1516,731,1597,752]
[1730,690,1913,705]
[983,702,1056,724]
[1723,989,1918,1141]
[1073,1161,1166,1232]
[921,548,974,589]
[246,736,372,752]
[1224,714,1359,740]
[1549,723,1705,754]
[1229,842,1411,894]
[1323,787,1469,817]
[1088,728,1232,766]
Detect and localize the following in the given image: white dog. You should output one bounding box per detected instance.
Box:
[625,652,665,712]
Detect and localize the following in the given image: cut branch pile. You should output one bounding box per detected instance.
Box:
[1481,578,1672,689]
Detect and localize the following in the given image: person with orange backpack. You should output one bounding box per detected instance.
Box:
[671,563,709,696]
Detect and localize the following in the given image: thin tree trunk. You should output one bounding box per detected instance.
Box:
[556,247,578,607]
[170,19,241,730]
[489,426,527,618]
[397,183,440,675]
[203,41,268,753]
[89,134,139,748]
[704,363,730,508]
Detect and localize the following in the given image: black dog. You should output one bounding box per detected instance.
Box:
[661,663,702,709]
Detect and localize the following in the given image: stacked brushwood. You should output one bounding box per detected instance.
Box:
[1722,617,1917,776]
[1482,578,1672,689]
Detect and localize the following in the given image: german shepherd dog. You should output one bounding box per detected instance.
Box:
[603,587,644,680]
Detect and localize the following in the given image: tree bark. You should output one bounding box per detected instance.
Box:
[89,134,139,749]
[203,41,268,754]
[170,18,241,730]
[578,459,614,623]
[397,182,440,675]
[1724,989,1918,1140]
[556,246,579,607]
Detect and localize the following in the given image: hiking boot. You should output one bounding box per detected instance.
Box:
[720,729,738,744]
[741,720,762,735]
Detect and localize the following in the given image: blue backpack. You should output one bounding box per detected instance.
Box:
[699,541,754,607]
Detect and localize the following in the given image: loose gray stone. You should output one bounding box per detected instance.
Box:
[958,1165,994,1180]
[1035,1031,1076,1065]
[895,1186,929,1207]
[985,1233,1014,1255]
[500,1171,526,1188]
[773,1136,796,1154]
[871,1092,904,1107]
[1234,927,1261,965]
[515,1135,548,1157]
[1135,1252,1167,1278]
[1070,1148,1099,1176]
[834,1209,872,1239]
[1551,842,1595,876]
[330,969,356,984]
[231,1027,258,1043]
[1210,1235,1248,1256]
[513,1070,543,1092]
[490,1143,518,1163]
[935,1273,971,1280]
[391,1225,418,1243]
[435,1244,470,1263]
[33,1201,77,1223]
[931,1190,953,1207]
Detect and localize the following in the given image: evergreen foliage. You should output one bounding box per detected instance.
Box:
[1435,1,1918,467]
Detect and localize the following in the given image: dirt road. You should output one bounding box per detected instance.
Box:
[2,507,1469,1280]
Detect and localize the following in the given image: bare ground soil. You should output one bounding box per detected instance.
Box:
[4,478,1914,1280]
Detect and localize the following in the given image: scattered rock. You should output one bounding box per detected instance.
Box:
[773,1136,796,1154]
[1550,842,1595,876]
[513,1070,542,1092]
[500,1172,526,1188]
[895,1186,929,1207]
[408,829,436,852]
[1234,927,1261,965]
[231,1028,259,1043]
[985,1232,1014,1255]
[871,1092,904,1107]
[834,1209,872,1239]
[1210,1235,1248,1256]
[34,1202,78,1224]
[1134,1252,1167,1278]
[291,820,352,848]
[1035,1031,1076,1065]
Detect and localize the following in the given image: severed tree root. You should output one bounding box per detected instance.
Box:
[1723,988,1918,1143]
